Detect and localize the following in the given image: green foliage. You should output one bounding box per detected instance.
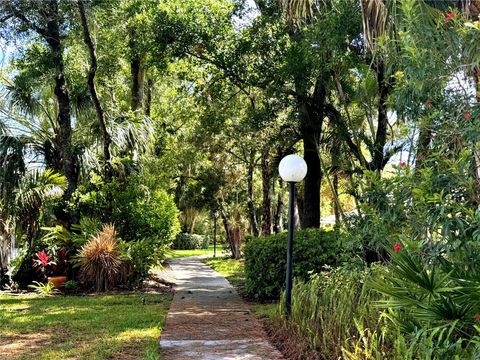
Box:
[28,281,59,296]
[76,175,180,245]
[64,279,79,294]
[123,237,170,285]
[372,244,480,358]
[173,233,209,250]
[345,144,478,262]
[276,266,398,359]
[244,229,341,300]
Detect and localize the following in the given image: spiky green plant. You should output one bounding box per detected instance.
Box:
[79,224,123,292]
[28,281,59,296]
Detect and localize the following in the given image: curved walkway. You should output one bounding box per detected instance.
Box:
[159,256,284,360]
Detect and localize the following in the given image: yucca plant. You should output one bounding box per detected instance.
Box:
[79,224,123,292]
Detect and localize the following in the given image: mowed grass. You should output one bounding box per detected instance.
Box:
[167,244,226,258]
[0,293,172,360]
[203,257,244,282]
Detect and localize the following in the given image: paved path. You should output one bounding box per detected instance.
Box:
[159,256,284,360]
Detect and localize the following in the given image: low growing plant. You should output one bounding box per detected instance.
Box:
[32,250,56,278]
[372,242,480,358]
[28,281,59,296]
[64,279,80,294]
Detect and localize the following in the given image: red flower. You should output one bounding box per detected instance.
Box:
[465,113,471,120]
[474,314,480,321]
[393,242,401,253]
[34,251,51,268]
[399,161,406,167]
[444,12,456,23]
[33,250,56,274]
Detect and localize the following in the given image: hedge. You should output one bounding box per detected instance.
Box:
[244,229,340,300]
[173,233,210,250]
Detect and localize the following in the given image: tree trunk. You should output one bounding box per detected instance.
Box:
[4,2,78,226]
[331,142,341,228]
[220,209,241,259]
[302,135,321,228]
[261,145,272,235]
[297,78,325,229]
[45,5,77,225]
[247,152,259,237]
[371,61,389,171]
[472,67,480,200]
[333,171,340,228]
[145,77,153,117]
[78,0,112,178]
[129,40,144,113]
[273,178,284,233]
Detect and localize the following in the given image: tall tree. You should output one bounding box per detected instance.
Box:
[77,0,112,178]
[0,0,78,225]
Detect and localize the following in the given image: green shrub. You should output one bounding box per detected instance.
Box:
[173,233,209,250]
[124,237,170,285]
[64,280,79,294]
[276,266,396,359]
[244,229,341,300]
[75,175,180,245]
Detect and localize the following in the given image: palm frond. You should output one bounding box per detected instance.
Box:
[15,169,67,215]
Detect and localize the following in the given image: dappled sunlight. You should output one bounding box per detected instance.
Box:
[0,294,171,359]
[114,328,160,342]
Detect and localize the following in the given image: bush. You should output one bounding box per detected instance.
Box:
[276,266,394,359]
[64,280,79,294]
[79,224,124,291]
[244,229,341,300]
[173,233,209,250]
[124,237,170,285]
[75,175,180,245]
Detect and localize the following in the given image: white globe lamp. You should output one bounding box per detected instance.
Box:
[279,154,307,183]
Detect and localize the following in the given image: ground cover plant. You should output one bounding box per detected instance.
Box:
[0,293,172,360]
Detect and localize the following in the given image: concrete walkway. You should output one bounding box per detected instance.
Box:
[159,256,284,360]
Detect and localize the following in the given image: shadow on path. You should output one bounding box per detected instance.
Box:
[159,256,284,360]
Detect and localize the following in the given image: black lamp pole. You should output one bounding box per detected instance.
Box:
[285,181,295,315]
[213,212,218,258]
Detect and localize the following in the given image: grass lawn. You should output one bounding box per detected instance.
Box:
[167,244,226,258]
[0,293,172,360]
[202,257,277,318]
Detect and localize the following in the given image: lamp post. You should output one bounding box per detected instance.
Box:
[278,154,307,316]
[213,211,218,258]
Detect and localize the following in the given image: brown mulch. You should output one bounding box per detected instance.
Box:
[0,271,175,297]
[260,317,320,360]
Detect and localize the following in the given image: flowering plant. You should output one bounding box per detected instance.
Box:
[33,250,57,277]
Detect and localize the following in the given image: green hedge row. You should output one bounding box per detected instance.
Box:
[173,233,210,250]
[244,229,340,300]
